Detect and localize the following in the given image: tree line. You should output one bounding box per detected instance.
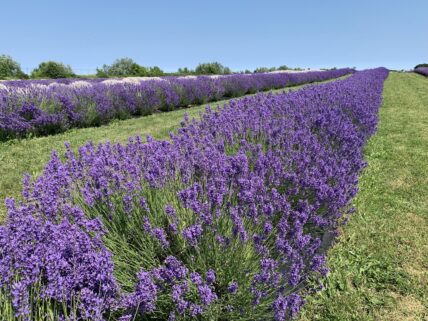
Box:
[0,54,338,80]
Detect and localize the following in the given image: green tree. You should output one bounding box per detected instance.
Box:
[277,65,289,70]
[178,67,193,75]
[0,55,28,79]
[31,61,75,79]
[254,67,276,73]
[97,58,164,77]
[96,58,142,77]
[147,66,164,76]
[195,62,231,75]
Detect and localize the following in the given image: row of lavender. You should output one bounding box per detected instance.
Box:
[0,68,388,320]
[0,69,353,141]
[415,67,428,76]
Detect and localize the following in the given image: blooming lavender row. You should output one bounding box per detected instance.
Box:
[0,68,388,320]
[414,67,428,76]
[0,69,353,141]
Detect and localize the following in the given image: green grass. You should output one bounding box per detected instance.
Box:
[299,72,428,320]
[0,80,336,222]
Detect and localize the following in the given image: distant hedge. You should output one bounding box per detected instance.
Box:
[415,63,428,69]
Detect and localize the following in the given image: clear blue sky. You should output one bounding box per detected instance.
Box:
[1,0,427,74]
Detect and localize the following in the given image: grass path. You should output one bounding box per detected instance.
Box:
[299,72,428,320]
[0,80,341,221]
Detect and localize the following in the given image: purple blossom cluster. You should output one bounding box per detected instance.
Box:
[0,69,353,140]
[0,68,388,320]
[415,67,428,76]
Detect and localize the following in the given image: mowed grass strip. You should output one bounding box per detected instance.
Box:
[299,72,428,320]
[0,79,345,221]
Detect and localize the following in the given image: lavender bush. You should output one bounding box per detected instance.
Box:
[0,68,388,320]
[0,69,353,141]
[414,67,428,76]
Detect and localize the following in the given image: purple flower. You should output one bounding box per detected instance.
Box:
[11,281,30,319]
[227,281,238,294]
[273,294,303,321]
[165,204,177,217]
[151,227,170,248]
[128,270,157,313]
[190,272,203,285]
[152,256,188,283]
[168,312,176,321]
[0,69,354,140]
[142,216,170,248]
[182,224,203,247]
[139,196,150,212]
[190,303,203,316]
[415,67,428,76]
[205,269,216,284]
[197,284,217,305]
[230,207,248,242]
[172,282,189,314]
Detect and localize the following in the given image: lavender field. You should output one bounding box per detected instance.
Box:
[0,69,352,141]
[2,1,427,319]
[415,67,428,76]
[0,68,391,320]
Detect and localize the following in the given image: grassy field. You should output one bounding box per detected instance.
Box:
[0,72,426,320]
[299,72,428,320]
[0,81,332,221]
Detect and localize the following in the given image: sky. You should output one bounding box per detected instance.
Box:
[1,0,427,74]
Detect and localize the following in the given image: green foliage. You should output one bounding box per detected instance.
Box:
[0,285,85,321]
[195,62,231,75]
[0,54,28,79]
[254,66,276,73]
[415,63,428,69]
[96,58,142,77]
[147,66,164,76]
[96,58,164,77]
[277,65,289,70]
[31,61,75,79]
[177,67,193,75]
